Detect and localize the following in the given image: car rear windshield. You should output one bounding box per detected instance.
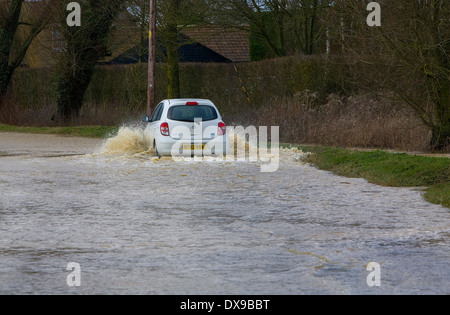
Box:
[168,105,218,122]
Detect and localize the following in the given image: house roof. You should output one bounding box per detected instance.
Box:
[182,26,250,63]
[105,36,232,65]
[104,25,251,65]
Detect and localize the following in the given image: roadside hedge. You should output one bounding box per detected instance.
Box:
[9,55,351,121]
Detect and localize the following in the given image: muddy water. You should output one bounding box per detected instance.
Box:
[0,130,449,294]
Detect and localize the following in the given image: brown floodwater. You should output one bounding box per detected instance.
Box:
[0,129,448,294]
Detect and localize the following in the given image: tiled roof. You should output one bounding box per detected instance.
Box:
[181,26,250,63]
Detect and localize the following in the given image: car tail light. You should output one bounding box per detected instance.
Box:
[186,102,198,106]
[160,122,170,136]
[218,122,226,136]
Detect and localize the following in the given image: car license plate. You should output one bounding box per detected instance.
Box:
[182,144,205,150]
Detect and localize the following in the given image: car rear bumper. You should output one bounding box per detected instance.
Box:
[155,136,229,156]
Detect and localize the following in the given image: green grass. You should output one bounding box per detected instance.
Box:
[0,124,118,138]
[290,145,450,209]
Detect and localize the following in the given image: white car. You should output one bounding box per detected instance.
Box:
[143,99,229,157]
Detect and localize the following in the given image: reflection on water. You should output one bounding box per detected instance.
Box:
[0,128,449,294]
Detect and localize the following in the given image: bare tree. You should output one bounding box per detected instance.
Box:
[0,0,53,109]
[336,0,450,149]
[126,0,150,63]
[213,0,332,58]
[53,0,125,122]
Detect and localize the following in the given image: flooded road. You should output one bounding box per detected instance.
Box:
[0,130,449,294]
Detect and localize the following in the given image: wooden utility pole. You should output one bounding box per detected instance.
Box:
[147,0,157,116]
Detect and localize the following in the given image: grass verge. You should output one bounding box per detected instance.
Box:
[291,145,450,209]
[0,124,118,138]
